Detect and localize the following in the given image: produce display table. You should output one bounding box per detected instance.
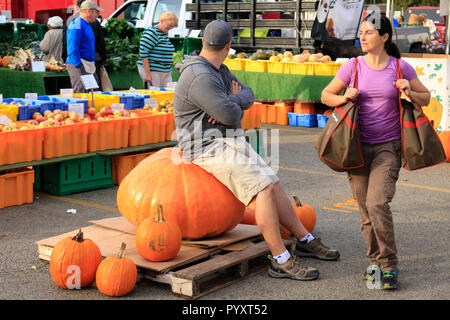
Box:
[230,70,334,102]
[0,68,71,98]
[108,67,143,90]
[0,140,177,172]
[0,67,178,96]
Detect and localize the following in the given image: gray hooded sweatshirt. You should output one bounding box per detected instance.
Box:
[174,55,255,161]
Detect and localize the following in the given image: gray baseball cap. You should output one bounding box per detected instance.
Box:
[80,0,104,12]
[204,20,233,46]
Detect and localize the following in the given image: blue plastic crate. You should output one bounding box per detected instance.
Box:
[317,114,330,128]
[37,95,64,111]
[108,92,150,109]
[100,92,134,109]
[3,98,53,120]
[38,96,89,113]
[288,112,298,126]
[297,114,317,127]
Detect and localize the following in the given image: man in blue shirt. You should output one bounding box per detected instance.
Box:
[66,1,103,92]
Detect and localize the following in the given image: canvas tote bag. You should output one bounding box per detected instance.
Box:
[100,66,113,92]
[314,58,364,172]
[396,59,446,170]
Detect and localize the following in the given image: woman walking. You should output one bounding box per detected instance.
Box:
[321,13,430,289]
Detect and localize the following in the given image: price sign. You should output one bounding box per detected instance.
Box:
[68,103,85,117]
[128,87,141,95]
[0,115,12,125]
[80,74,99,90]
[25,93,38,100]
[189,30,201,37]
[111,103,124,111]
[144,98,157,107]
[31,61,46,72]
[60,89,73,97]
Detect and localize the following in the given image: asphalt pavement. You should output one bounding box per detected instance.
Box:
[0,124,449,305]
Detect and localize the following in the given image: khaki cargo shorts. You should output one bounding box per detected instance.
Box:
[192,136,279,205]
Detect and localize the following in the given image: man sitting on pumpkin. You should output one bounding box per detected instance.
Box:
[173,20,340,280]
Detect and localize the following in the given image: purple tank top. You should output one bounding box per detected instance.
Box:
[336,56,417,144]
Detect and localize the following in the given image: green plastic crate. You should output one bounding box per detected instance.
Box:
[0,23,14,41]
[134,27,145,38]
[169,37,185,53]
[37,155,114,196]
[16,23,40,39]
[38,24,48,41]
[245,128,266,158]
[183,37,202,55]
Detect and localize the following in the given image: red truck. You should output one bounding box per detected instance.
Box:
[0,0,124,24]
[403,6,446,43]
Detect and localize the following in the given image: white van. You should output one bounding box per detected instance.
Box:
[101,0,193,38]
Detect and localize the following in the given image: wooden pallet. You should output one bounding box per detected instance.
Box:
[145,237,270,299]
[36,217,273,299]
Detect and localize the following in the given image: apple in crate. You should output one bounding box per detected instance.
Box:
[69,111,80,122]
[54,114,64,122]
[32,112,42,120]
[87,107,96,117]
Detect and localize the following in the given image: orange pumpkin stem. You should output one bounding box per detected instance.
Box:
[72,229,84,242]
[293,196,302,207]
[117,242,126,259]
[156,204,166,223]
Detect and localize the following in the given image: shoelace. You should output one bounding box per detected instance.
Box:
[383,271,396,277]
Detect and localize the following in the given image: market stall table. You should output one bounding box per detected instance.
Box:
[0,68,71,98]
[230,70,334,102]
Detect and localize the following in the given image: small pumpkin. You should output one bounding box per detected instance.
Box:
[135,204,182,262]
[319,55,332,63]
[240,196,316,239]
[438,131,450,162]
[2,56,12,67]
[308,54,320,62]
[95,242,137,297]
[291,196,316,233]
[240,199,292,240]
[49,229,102,289]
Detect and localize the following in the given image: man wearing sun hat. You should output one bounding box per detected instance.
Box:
[174,20,340,282]
[65,1,104,92]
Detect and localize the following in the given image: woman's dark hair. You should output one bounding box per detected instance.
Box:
[362,12,401,59]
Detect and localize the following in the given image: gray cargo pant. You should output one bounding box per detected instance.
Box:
[347,138,402,270]
[66,63,98,93]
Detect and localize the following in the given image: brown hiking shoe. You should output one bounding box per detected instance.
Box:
[268,255,319,281]
[294,238,340,261]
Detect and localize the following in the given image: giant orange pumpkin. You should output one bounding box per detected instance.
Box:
[136,204,182,261]
[116,148,246,239]
[49,229,102,289]
[95,242,137,297]
[240,195,316,239]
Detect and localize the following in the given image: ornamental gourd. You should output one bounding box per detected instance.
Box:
[135,204,182,261]
[95,242,137,297]
[116,148,245,240]
[49,229,102,289]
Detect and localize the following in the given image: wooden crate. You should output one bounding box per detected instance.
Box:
[36,217,272,299]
